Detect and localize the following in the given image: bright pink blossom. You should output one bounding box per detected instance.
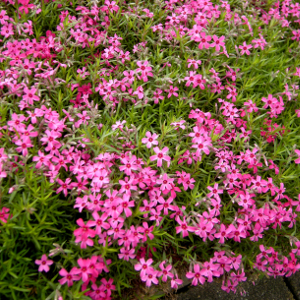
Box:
[35,254,53,273]
[150,147,171,167]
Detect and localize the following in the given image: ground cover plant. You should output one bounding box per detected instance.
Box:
[0,0,300,299]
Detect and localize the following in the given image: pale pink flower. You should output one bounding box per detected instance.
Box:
[142,132,159,148]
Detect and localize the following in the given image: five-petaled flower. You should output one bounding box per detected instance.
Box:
[35,254,53,272]
[186,264,206,285]
[238,41,252,55]
[142,132,159,148]
[150,147,171,167]
[134,258,154,277]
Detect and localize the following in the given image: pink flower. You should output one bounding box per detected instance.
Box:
[239,41,252,55]
[0,148,8,163]
[141,267,159,287]
[0,10,9,25]
[100,278,116,296]
[73,218,96,248]
[214,224,232,244]
[58,268,80,287]
[101,0,119,13]
[112,120,126,131]
[14,137,33,156]
[136,60,153,82]
[23,86,40,105]
[186,264,206,285]
[118,247,136,261]
[191,136,212,156]
[198,32,212,49]
[184,71,197,87]
[35,254,53,272]
[91,211,110,235]
[123,70,135,84]
[150,147,171,167]
[171,275,183,289]
[211,35,225,52]
[153,88,164,104]
[157,196,175,215]
[170,120,186,130]
[244,99,258,113]
[156,173,174,192]
[295,149,300,164]
[158,261,174,282]
[56,178,72,197]
[187,59,202,69]
[120,194,135,217]
[165,85,179,98]
[137,222,154,241]
[142,132,159,148]
[261,94,277,109]
[175,216,196,237]
[0,207,10,223]
[207,183,223,200]
[133,86,144,99]
[134,258,153,277]
[119,156,139,175]
[75,258,94,283]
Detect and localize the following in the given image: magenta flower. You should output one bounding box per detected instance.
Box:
[157,195,175,215]
[100,278,116,296]
[134,258,153,277]
[191,137,212,156]
[120,194,135,217]
[150,147,171,167]
[0,207,10,223]
[295,149,300,164]
[171,275,183,289]
[133,86,144,99]
[214,224,232,244]
[137,222,154,241]
[75,258,94,283]
[0,148,8,163]
[58,268,80,287]
[156,173,174,192]
[91,211,110,235]
[56,178,72,197]
[239,41,252,55]
[261,94,277,109]
[118,247,136,261]
[207,183,223,200]
[158,261,174,282]
[198,32,212,49]
[165,85,179,98]
[186,264,206,285]
[187,58,201,69]
[153,88,164,104]
[141,267,159,287]
[211,35,225,52]
[35,254,53,273]
[141,132,159,148]
[73,218,96,248]
[175,216,195,238]
[14,137,33,156]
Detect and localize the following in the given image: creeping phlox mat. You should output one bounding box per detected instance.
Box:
[0,0,300,299]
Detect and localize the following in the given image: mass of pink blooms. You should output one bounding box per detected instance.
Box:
[0,0,300,299]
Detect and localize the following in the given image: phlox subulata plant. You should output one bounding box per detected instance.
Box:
[0,0,300,299]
